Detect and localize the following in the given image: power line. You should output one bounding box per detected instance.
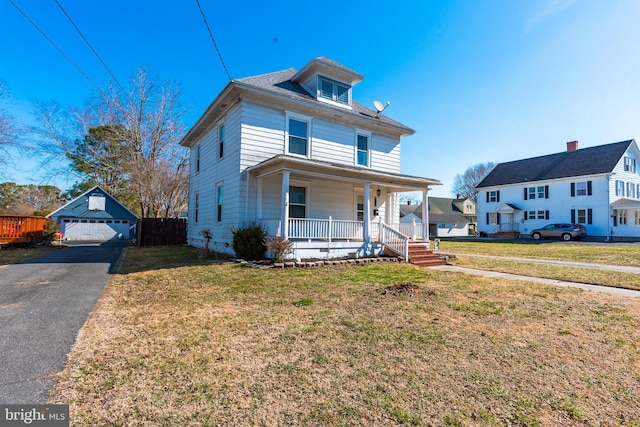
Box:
[195,0,232,82]
[54,0,126,93]
[8,0,99,90]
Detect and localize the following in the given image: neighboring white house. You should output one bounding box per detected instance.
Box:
[476,140,640,241]
[399,197,476,238]
[180,57,441,260]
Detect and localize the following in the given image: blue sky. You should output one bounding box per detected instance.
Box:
[1,0,639,197]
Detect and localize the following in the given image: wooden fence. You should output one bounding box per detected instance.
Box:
[136,218,187,247]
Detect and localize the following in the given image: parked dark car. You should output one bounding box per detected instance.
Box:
[530,223,587,241]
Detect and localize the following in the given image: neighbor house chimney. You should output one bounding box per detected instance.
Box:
[567,141,579,152]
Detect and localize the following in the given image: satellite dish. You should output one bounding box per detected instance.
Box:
[373,100,390,117]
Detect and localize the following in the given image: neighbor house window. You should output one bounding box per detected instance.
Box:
[288,118,308,156]
[289,186,306,218]
[624,156,636,173]
[216,185,223,222]
[618,209,627,225]
[627,183,635,198]
[218,125,225,159]
[318,76,350,104]
[525,210,549,220]
[356,133,369,166]
[615,180,625,196]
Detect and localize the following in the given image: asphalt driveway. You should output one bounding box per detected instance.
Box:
[0,240,126,404]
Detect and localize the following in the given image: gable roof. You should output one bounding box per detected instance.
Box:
[47,186,138,220]
[477,140,635,188]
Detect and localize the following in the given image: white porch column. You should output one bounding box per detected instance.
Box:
[363,182,371,243]
[281,172,290,238]
[257,178,263,220]
[422,188,430,242]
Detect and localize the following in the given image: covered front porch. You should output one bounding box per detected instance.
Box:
[247,155,441,261]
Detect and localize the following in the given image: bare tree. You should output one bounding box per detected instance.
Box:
[452,162,496,202]
[33,68,189,217]
[0,81,18,176]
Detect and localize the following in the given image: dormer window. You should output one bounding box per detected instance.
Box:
[318,76,350,105]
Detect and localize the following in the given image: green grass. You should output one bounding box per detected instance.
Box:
[50,246,640,426]
[438,240,640,266]
[451,256,640,290]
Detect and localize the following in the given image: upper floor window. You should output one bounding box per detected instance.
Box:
[196,145,201,172]
[288,118,309,156]
[219,125,225,159]
[525,185,548,200]
[356,132,370,167]
[627,182,635,198]
[624,156,636,173]
[615,180,625,196]
[571,181,592,197]
[318,76,350,105]
[487,190,499,203]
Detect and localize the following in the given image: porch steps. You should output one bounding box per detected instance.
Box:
[408,242,447,267]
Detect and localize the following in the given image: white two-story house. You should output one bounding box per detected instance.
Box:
[180,57,441,260]
[476,140,640,241]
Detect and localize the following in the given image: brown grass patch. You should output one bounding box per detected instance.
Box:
[50,247,640,426]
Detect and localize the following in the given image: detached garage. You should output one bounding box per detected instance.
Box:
[47,186,138,241]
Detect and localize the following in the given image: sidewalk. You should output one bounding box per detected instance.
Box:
[431,253,640,298]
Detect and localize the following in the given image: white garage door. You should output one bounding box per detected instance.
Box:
[61,219,131,241]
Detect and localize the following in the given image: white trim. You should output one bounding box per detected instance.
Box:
[355,129,372,168]
[285,111,313,158]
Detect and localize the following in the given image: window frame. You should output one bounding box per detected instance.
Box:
[215,183,223,222]
[355,129,371,167]
[285,112,312,157]
[218,124,225,160]
[317,76,351,105]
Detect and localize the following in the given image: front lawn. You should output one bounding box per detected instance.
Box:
[50,247,640,426]
[438,240,640,267]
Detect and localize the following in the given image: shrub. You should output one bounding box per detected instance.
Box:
[231,222,267,260]
[265,236,293,262]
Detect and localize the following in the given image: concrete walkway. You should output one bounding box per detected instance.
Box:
[431,253,640,298]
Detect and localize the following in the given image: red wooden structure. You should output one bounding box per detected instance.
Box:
[0,215,48,247]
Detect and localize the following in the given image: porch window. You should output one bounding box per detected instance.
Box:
[356,134,369,166]
[288,118,308,156]
[618,209,627,225]
[289,186,306,218]
[219,125,225,159]
[635,211,640,225]
[216,185,223,222]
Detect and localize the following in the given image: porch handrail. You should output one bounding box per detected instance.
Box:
[380,222,409,262]
[288,217,363,240]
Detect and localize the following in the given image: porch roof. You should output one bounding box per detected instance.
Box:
[247,155,441,192]
[611,198,640,209]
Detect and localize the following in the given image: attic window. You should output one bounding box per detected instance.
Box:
[318,76,350,105]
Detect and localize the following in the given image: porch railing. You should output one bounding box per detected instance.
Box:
[289,217,363,241]
[380,222,410,261]
[260,217,410,260]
